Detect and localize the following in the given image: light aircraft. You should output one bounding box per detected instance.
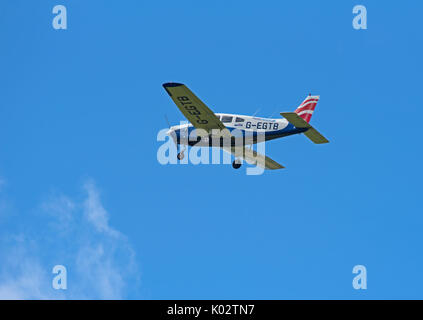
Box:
[163,83,329,170]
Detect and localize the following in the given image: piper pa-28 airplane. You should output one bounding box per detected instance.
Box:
[163,83,329,170]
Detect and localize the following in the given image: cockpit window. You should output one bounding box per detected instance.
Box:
[221,116,233,123]
[235,117,244,123]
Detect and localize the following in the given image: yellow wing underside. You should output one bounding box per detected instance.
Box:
[223,146,284,170]
[163,83,227,133]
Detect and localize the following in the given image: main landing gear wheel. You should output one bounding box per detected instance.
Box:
[177,151,185,160]
[232,159,242,169]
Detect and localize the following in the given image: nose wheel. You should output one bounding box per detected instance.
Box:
[232,159,242,169]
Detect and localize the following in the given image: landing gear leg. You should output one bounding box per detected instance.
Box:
[177,151,184,160]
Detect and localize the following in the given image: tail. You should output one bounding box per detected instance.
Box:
[294,95,320,123]
[280,94,329,144]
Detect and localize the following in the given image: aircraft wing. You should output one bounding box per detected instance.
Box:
[223,146,285,170]
[163,83,228,133]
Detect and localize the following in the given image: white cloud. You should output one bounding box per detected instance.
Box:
[75,244,127,299]
[0,179,139,300]
[41,194,75,234]
[83,180,121,239]
[0,243,58,300]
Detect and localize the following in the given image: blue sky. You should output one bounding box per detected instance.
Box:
[0,0,422,299]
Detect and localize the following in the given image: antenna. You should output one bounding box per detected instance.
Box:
[252,108,261,117]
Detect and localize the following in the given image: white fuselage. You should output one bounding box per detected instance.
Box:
[167,113,306,147]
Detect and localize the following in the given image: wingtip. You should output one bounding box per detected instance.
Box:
[162,82,184,88]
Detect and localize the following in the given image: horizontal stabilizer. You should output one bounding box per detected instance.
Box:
[280,112,329,144]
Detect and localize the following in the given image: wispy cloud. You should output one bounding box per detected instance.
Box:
[41,194,75,234]
[0,237,58,299]
[0,179,139,300]
[83,180,121,239]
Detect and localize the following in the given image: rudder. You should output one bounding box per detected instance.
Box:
[294,95,320,123]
